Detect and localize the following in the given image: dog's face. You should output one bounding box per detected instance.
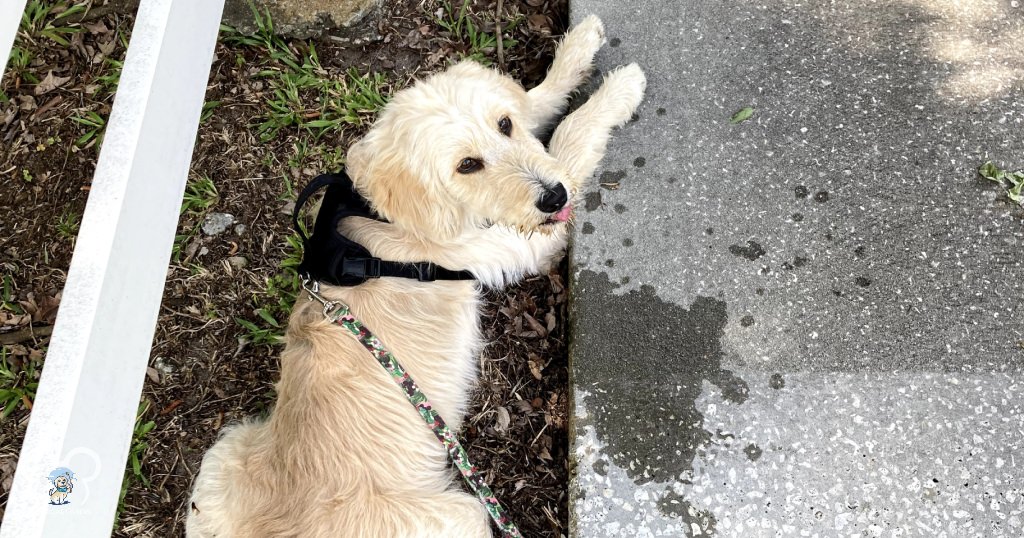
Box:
[347,61,572,241]
[54,476,68,488]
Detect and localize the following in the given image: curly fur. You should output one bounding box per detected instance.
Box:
[186,15,645,538]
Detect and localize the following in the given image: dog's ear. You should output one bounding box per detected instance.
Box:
[347,137,464,242]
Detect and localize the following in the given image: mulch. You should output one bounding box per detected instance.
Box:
[0,0,572,536]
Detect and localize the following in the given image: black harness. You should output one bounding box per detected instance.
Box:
[293,171,476,287]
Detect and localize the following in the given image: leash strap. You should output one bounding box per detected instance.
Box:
[308,285,523,538]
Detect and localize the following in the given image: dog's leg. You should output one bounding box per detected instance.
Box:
[549,63,647,194]
[526,15,605,131]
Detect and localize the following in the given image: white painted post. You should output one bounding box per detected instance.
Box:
[0,0,30,75]
[0,0,225,536]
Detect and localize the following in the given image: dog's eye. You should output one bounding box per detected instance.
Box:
[498,116,512,136]
[457,157,484,174]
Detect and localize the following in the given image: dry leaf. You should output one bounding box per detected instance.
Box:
[34,71,71,96]
[523,312,547,337]
[528,352,544,380]
[494,406,511,433]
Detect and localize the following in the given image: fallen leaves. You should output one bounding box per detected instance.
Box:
[730,106,755,124]
[34,71,71,95]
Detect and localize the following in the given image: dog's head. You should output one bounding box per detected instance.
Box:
[347,61,572,242]
[53,476,68,488]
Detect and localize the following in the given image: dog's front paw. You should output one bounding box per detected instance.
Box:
[552,15,606,86]
[599,63,647,127]
[565,15,606,60]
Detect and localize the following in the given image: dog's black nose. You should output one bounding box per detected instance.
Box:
[536,183,568,213]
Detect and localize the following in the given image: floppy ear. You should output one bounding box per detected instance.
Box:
[347,137,464,242]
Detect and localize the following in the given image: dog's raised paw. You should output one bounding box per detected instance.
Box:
[553,15,606,84]
[568,15,606,53]
[601,63,647,126]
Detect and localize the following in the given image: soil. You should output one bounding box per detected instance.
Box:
[0,0,571,536]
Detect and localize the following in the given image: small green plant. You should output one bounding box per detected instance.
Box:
[20,1,87,46]
[223,5,389,141]
[238,233,305,347]
[0,347,40,420]
[180,176,219,214]
[55,209,81,241]
[1,275,23,314]
[979,161,1024,206]
[115,402,156,523]
[6,46,37,84]
[21,169,33,182]
[71,110,106,148]
[95,57,123,97]
[171,176,219,261]
[436,0,517,66]
[200,100,222,123]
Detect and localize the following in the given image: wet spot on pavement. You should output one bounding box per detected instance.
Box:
[728,240,767,261]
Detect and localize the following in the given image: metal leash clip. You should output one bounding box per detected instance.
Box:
[301,276,347,319]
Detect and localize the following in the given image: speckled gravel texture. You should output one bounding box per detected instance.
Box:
[568,0,1024,536]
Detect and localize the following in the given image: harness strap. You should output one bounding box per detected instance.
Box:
[307,283,523,538]
[294,172,475,286]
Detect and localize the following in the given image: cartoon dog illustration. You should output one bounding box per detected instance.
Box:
[48,473,73,505]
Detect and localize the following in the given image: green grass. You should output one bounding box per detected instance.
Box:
[6,46,37,84]
[222,4,390,142]
[115,401,156,524]
[236,233,305,347]
[436,0,518,66]
[71,110,106,148]
[55,209,80,240]
[172,176,220,262]
[979,161,1024,206]
[19,1,87,46]
[1,275,23,315]
[0,346,40,420]
[180,175,219,215]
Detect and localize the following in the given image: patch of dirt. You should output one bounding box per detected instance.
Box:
[1,0,571,536]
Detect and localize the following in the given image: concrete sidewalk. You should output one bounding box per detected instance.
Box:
[568,1,1024,536]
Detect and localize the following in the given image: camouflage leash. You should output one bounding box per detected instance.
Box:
[303,279,523,538]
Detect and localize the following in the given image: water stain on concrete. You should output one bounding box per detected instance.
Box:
[795,185,809,199]
[599,169,627,187]
[581,222,595,235]
[740,315,755,327]
[633,157,646,167]
[855,276,872,287]
[728,240,767,261]
[614,203,627,214]
[584,191,603,211]
[792,212,804,222]
[656,107,667,116]
[744,443,763,461]
[623,238,634,247]
[575,270,749,491]
[610,37,622,47]
[769,373,785,389]
[814,190,830,203]
[657,489,718,534]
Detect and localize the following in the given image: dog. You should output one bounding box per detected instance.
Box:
[187,15,645,537]
[48,473,73,505]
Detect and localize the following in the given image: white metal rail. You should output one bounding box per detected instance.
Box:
[0,0,30,74]
[1,0,224,535]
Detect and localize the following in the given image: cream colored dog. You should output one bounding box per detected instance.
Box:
[187,15,644,538]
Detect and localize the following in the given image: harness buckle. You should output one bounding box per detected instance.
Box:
[341,257,381,279]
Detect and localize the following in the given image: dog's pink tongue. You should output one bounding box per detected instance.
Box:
[552,204,573,223]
